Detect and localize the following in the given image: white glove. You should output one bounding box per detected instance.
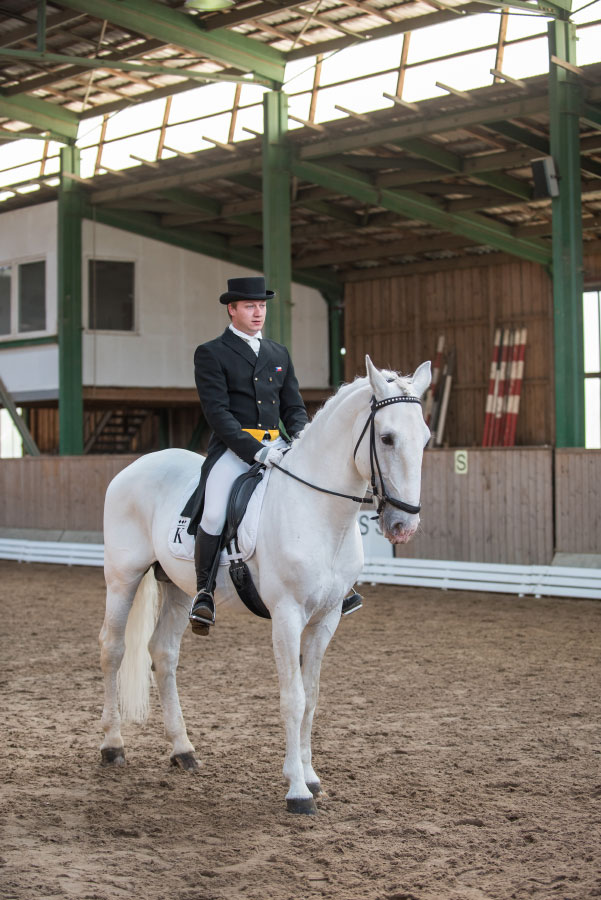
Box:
[254,446,283,468]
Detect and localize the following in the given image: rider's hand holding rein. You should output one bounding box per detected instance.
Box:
[255,446,283,468]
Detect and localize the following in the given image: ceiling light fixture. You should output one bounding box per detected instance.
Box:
[184,0,234,11]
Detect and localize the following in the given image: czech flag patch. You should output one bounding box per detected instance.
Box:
[275,366,282,372]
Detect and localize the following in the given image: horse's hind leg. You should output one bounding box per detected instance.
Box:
[299,606,341,798]
[148,582,198,771]
[99,576,142,765]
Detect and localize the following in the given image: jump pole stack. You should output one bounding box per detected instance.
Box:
[502,328,527,447]
[482,327,528,447]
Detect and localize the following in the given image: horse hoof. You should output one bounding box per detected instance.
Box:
[170,752,200,772]
[101,747,125,766]
[306,781,325,799]
[286,797,317,815]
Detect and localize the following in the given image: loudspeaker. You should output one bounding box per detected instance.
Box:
[531,156,560,198]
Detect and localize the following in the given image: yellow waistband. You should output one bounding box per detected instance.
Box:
[242,428,280,442]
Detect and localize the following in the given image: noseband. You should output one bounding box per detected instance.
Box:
[353,394,422,516]
[272,392,423,516]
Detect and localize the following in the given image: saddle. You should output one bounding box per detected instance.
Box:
[210,463,271,620]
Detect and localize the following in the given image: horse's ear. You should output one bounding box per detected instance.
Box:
[411,361,432,398]
[365,355,389,398]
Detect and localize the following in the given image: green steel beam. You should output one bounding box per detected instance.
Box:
[159,188,262,231]
[0,375,41,456]
[549,19,585,447]
[580,102,601,131]
[488,118,601,179]
[292,158,552,266]
[262,91,292,347]
[0,93,78,141]
[0,48,272,86]
[57,0,285,84]
[399,137,532,201]
[84,206,340,296]
[58,145,84,455]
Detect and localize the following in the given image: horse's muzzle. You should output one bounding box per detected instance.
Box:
[381,509,419,544]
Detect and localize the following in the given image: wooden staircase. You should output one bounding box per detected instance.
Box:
[84,409,154,454]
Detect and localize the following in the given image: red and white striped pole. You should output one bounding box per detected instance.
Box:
[505,328,527,446]
[482,328,501,446]
[491,328,512,446]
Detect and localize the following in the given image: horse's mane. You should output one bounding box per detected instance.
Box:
[293,368,417,445]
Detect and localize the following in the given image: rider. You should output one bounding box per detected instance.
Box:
[189,275,362,635]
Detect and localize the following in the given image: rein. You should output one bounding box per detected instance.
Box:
[272,393,423,514]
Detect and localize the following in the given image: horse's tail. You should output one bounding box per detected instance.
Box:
[117,568,160,725]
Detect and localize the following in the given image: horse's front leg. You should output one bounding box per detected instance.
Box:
[300,605,341,798]
[271,603,316,815]
[148,582,198,771]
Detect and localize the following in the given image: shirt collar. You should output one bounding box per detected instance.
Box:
[229,323,262,342]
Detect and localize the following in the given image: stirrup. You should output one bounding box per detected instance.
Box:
[341,591,363,616]
[189,590,216,630]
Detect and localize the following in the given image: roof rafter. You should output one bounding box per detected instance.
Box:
[54,0,285,84]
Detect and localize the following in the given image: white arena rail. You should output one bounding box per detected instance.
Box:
[0,538,104,567]
[361,557,601,600]
[0,539,599,600]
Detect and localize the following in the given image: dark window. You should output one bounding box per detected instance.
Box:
[88,259,135,331]
[18,260,45,333]
[0,266,10,335]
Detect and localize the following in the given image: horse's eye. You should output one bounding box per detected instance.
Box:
[381,433,394,446]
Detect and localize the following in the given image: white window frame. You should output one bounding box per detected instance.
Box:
[0,255,48,341]
[84,256,138,335]
[583,286,601,450]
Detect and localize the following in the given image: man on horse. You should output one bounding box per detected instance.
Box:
[189,275,362,635]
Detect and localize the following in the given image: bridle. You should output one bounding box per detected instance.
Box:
[272,393,423,516]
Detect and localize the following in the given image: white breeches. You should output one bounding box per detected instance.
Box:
[200,437,287,536]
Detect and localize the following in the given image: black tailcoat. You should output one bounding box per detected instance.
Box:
[185,327,308,533]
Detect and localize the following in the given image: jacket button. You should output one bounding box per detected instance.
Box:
[269,377,273,382]
[255,377,258,381]
[272,400,275,404]
[258,423,262,427]
[258,400,262,404]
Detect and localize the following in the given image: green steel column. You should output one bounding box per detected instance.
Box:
[58,145,84,454]
[322,290,344,387]
[548,18,585,447]
[262,91,292,347]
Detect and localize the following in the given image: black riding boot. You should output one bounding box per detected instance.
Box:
[189,528,221,634]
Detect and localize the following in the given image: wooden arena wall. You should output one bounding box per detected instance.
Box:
[344,242,601,448]
[1,450,599,564]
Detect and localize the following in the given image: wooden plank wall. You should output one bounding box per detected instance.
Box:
[0,448,557,563]
[0,455,138,531]
[395,448,554,565]
[345,256,554,446]
[555,450,601,554]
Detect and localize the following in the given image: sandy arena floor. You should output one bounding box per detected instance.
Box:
[1,559,600,900]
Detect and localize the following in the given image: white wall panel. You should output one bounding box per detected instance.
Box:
[82,219,328,389]
[0,344,58,398]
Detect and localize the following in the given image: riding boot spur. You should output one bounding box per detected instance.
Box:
[189,528,221,634]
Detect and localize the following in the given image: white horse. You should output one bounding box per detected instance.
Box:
[99,356,431,814]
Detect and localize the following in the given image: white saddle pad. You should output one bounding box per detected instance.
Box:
[167,470,270,565]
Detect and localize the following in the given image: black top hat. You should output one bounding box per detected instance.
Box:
[219,276,276,304]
